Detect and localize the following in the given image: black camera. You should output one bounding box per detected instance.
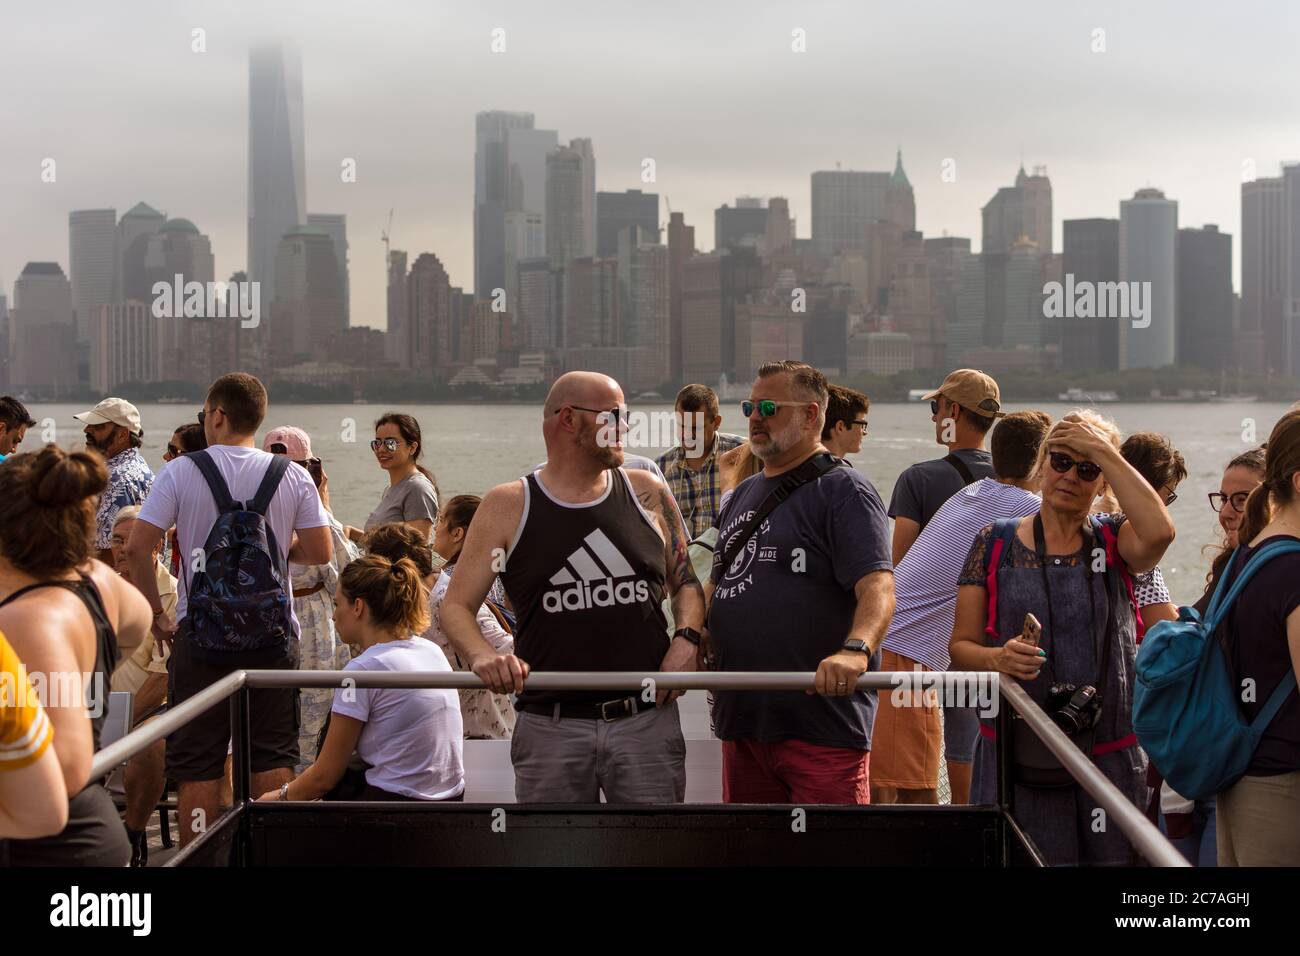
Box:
[1046,682,1102,736]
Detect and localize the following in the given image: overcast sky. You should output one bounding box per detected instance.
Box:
[3,0,1297,327]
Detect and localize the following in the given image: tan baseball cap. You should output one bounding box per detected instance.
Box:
[74,398,143,435]
[922,369,1005,419]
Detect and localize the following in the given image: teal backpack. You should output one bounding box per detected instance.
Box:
[1133,539,1300,801]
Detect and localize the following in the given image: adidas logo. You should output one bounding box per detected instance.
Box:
[542,528,651,613]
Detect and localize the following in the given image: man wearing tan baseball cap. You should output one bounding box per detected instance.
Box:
[74,397,154,563]
[882,367,1006,806]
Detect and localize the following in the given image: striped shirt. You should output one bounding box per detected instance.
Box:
[0,631,54,772]
[884,478,1040,671]
[656,433,745,536]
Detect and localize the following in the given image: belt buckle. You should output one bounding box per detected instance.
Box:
[600,697,631,722]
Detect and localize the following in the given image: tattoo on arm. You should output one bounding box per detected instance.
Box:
[658,485,702,594]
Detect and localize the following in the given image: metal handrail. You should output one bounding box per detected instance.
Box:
[90,668,1187,867]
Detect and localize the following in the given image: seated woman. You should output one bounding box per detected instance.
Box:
[950,411,1175,866]
[258,554,464,802]
[0,630,68,839]
[367,515,516,740]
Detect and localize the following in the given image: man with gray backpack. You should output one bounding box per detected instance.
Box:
[125,373,333,847]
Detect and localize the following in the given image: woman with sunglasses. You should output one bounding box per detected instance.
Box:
[345,413,440,544]
[950,410,1175,865]
[161,423,207,578]
[1195,447,1267,616]
[263,426,359,769]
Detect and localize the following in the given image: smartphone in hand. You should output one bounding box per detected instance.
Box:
[1020,612,1042,648]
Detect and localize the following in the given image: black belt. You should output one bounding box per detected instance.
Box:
[519,695,658,722]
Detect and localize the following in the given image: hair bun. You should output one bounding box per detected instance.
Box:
[33,447,108,507]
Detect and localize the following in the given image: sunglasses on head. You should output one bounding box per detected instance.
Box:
[1209,490,1250,513]
[1048,451,1103,482]
[741,399,806,418]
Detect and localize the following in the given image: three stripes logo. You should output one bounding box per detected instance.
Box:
[542,528,651,613]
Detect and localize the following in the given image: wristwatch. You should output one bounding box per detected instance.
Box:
[278,782,290,801]
[674,627,702,647]
[841,639,870,654]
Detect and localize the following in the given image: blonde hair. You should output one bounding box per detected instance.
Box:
[1034,408,1124,513]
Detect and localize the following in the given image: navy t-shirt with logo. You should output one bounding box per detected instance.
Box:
[709,462,893,750]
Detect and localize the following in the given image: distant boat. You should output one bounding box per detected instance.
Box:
[1058,388,1119,403]
[1209,394,1258,403]
[352,398,369,405]
[908,389,932,402]
[157,396,189,404]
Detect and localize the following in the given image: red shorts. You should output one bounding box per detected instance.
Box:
[722,738,870,804]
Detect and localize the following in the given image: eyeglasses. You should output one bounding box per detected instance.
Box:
[370,438,401,452]
[851,419,869,434]
[929,399,941,415]
[741,400,807,418]
[1163,490,1179,506]
[1048,451,1103,482]
[1209,491,1250,513]
[556,405,626,426]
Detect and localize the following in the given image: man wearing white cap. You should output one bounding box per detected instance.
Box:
[75,398,154,564]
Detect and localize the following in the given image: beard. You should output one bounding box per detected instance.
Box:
[750,416,803,462]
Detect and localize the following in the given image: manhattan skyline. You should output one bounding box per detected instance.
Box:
[3,0,1297,331]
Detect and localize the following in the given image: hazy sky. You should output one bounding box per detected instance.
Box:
[3,0,1297,328]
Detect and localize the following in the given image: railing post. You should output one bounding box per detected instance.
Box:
[996,689,1014,866]
[230,684,252,866]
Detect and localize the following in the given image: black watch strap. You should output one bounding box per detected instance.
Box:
[674,627,702,646]
[842,639,869,653]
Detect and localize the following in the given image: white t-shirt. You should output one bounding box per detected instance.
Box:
[424,570,513,654]
[138,445,331,628]
[331,637,465,800]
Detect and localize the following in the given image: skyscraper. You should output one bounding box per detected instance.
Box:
[10,262,77,397]
[715,201,769,250]
[1061,218,1121,371]
[407,252,453,377]
[667,211,695,382]
[248,42,306,308]
[116,202,167,302]
[546,145,589,271]
[386,250,410,367]
[306,214,349,325]
[811,170,890,258]
[504,211,544,319]
[1240,176,1285,374]
[1119,188,1178,370]
[1177,225,1233,371]
[269,226,343,367]
[982,165,1053,255]
[1283,164,1300,378]
[69,209,117,348]
[888,150,916,233]
[597,190,659,257]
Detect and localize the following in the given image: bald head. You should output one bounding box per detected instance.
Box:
[544,371,624,416]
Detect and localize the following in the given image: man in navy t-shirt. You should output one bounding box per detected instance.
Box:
[706,361,894,804]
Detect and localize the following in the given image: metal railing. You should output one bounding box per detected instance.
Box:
[90,669,1187,868]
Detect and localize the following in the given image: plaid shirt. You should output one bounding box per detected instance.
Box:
[656,433,745,537]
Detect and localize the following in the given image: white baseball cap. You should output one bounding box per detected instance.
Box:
[74,398,143,436]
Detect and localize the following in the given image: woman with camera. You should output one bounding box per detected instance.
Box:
[263,426,358,769]
[950,411,1175,865]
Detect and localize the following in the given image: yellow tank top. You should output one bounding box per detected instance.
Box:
[0,630,54,771]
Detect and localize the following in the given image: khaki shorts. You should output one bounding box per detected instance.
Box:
[870,648,942,790]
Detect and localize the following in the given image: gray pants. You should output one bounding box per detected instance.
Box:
[511,700,686,803]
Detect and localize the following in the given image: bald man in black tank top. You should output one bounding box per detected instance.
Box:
[443,372,705,803]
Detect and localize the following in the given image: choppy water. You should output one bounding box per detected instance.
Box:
[30,399,1295,605]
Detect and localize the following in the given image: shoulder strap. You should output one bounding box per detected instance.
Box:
[249,455,291,516]
[186,450,239,513]
[0,579,82,609]
[982,518,1021,641]
[1206,539,1300,630]
[1089,514,1145,645]
[718,452,843,572]
[943,453,978,486]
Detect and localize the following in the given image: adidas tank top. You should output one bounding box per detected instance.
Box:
[502,467,668,706]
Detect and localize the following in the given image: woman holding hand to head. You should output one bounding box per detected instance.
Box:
[950,410,1175,866]
[257,553,464,803]
[345,413,440,543]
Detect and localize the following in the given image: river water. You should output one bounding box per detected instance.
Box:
[30,399,1295,606]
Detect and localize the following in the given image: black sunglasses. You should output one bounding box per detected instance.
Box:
[165,443,182,458]
[1048,451,1103,482]
[556,404,625,425]
[1209,491,1249,513]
